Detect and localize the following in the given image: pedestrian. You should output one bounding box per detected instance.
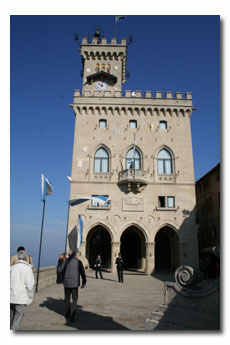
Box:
[10,246,34,269]
[95,255,103,279]
[57,250,86,322]
[10,250,34,330]
[115,253,124,283]
[56,252,68,284]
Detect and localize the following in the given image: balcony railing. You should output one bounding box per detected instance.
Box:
[118,169,148,185]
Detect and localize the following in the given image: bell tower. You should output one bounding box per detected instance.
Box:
[79,29,127,95]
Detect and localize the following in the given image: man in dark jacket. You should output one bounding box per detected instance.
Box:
[115,253,124,283]
[95,255,103,279]
[57,250,86,322]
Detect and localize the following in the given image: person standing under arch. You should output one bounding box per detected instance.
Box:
[95,255,103,279]
[115,253,124,283]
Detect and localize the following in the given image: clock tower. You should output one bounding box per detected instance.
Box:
[81,30,127,95]
[68,29,199,274]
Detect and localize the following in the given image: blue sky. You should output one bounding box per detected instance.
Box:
[10,15,220,268]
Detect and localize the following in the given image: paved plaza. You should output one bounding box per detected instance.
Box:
[20,270,174,331]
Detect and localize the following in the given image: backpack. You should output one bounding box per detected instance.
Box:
[56,260,66,284]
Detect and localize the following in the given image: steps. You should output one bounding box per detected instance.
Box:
[146,304,220,330]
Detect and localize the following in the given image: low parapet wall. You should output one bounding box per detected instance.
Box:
[33,266,57,292]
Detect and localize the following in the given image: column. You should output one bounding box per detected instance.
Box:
[145,242,155,275]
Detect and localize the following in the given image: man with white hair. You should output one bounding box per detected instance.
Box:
[10,250,34,330]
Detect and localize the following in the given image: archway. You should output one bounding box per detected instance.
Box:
[86,225,111,269]
[120,226,146,270]
[154,226,179,271]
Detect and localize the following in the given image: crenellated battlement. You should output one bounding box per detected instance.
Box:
[73,89,192,100]
[81,37,127,46]
[71,89,194,117]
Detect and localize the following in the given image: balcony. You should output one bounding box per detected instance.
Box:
[118,169,148,193]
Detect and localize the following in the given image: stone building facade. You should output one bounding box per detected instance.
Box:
[67,33,199,274]
[195,163,220,252]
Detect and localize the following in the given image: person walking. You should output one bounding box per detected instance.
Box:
[115,253,124,283]
[95,255,103,279]
[10,250,34,330]
[57,250,86,322]
[10,246,34,269]
[56,252,68,284]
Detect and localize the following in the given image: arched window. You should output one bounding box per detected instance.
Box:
[158,149,172,174]
[94,147,109,173]
[126,147,141,169]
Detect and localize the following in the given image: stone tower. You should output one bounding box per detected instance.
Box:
[67,30,199,274]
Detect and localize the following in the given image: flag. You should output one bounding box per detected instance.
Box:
[115,15,126,22]
[41,174,53,202]
[129,136,136,169]
[69,196,111,207]
[68,215,83,253]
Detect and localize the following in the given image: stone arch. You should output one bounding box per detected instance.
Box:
[154,108,159,116]
[91,143,112,158]
[179,108,185,117]
[88,106,94,115]
[154,224,180,271]
[91,144,112,174]
[127,107,133,115]
[153,144,175,161]
[108,107,113,115]
[123,144,144,170]
[120,223,148,271]
[86,223,113,269]
[166,108,172,116]
[147,107,153,116]
[101,107,107,115]
[153,145,176,176]
[160,108,165,116]
[186,109,192,117]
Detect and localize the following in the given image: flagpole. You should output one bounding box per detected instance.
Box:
[36,199,46,293]
[114,16,116,39]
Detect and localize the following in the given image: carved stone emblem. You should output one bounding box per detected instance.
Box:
[122,198,144,212]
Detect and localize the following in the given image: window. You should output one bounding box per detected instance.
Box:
[91,195,109,208]
[158,196,165,208]
[126,147,141,169]
[158,149,172,174]
[158,196,175,208]
[167,196,175,208]
[159,121,167,130]
[129,120,137,129]
[94,147,109,173]
[99,119,107,128]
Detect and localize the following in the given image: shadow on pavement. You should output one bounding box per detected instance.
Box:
[39,297,130,331]
[86,275,118,282]
[151,270,175,282]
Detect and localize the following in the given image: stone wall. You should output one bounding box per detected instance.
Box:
[33,266,57,292]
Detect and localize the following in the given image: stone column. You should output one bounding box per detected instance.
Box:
[145,242,155,275]
[111,242,120,273]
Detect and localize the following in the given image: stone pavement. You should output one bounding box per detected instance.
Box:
[20,270,174,331]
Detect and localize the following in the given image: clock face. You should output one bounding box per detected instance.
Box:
[95,81,108,91]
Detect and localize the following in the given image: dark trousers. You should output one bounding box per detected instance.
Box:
[117,268,123,283]
[96,266,103,279]
[64,287,78,320]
